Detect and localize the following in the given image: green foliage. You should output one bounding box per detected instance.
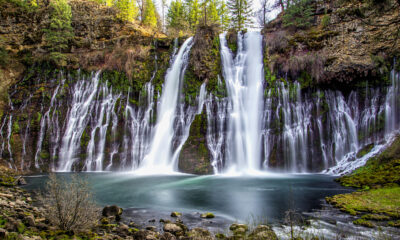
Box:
[321,14,330,29]
[218,0,230,30]
[167,0,188,33]
[227,0,253,31]
[44,0,74,66]
[186,0,202,30]
[115,0,139,22]
[282,0,313,29]
[142,0,157,27]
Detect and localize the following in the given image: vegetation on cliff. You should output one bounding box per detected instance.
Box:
[262,0,400,87]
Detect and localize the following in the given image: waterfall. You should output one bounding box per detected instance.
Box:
[219,31,264,174]
[34,80,63,169]
[138,37,194,173]
[58,72,101,171]
[84,85,120,171]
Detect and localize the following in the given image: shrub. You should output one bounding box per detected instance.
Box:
[39,174,99,232]
[266,30,288,54]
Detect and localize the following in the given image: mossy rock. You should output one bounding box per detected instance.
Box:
[200,212,215,219]
[353,218,374,228]
[171,212,182,217]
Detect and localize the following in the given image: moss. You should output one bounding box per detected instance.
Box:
[200,212,215,218]
[356,144,374,158]
[388,220,400,227]
[326,187,400,218]
[337,136,400,188]
[361,214,391,221]
[178,112,212,175]
[353,218,374,228]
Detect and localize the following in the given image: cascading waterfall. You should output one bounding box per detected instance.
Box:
[1,34,400,175]
[139,37,194,173]
[58,72,101,171]
[219,31,264,174]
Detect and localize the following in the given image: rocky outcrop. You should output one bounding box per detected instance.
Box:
[263,0,400,86]
[178,112,213,174]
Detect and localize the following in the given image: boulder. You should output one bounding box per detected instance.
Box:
[17,177,27,185]
[248,225,278,240]
[187,228,213,240]
[161,232,177,240]
[163,223,184,236]
[102,205,123,217]
[24,215,35,227]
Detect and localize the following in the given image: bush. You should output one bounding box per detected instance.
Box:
[39,174,99,232]
[266,30,288,54]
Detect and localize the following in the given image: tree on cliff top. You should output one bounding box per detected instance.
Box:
[142,0,158,27]
[115,0,139,22]
[43,0,74,66]
[227,0,253,31]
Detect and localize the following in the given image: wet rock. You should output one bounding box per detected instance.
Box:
[102,205,123,218]
[146,226,157,231]
[17,177,27,185]
[149,219,156,222]
[171,212,182,217]
[161,232,177,240]
[134,230,158,240]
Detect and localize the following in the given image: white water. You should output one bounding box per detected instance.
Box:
[58,72,101,171]
[138,37,194,173]
[219,31,264,174]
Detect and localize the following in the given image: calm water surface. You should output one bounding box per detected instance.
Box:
[24,173,352,222]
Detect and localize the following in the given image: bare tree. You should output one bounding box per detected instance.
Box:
[256,0,271,28]
[39,174,99,232]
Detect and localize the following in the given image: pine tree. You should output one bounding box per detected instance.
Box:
[167,0,188,31]
[227,0,253,31]
[115,0,139,22]
[186,0,201,30]
[217,0,230,30]
[44,0,74,66]
[206,0,220,24]
[142,0,157,27]
[282,0,313,29]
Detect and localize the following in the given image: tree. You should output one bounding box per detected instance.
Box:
[142,0,158,27]
[44,0,74,66]
[256,0,271,28]
[161,0,168,31]
[218,0,230,30]
[39,174,99,232]
[115,0,139,22]
[206,0,220,24]
[227,0,253,31]
[282,0,313,29]
[167,0,188,33]
[186,0,201,30]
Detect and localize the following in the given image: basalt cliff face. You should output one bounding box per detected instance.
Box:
[0,0,399,174]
